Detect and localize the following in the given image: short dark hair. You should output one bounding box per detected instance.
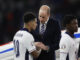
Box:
[24,12,36,23]
[63,15,77,27]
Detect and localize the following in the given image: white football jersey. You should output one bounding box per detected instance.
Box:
[13,28,36,60]
[59,32,79,60]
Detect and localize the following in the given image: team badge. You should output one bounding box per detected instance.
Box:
[61,44,66,49]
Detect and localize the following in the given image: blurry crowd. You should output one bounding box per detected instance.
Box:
[0,0,23,44]
[0,0,80,44]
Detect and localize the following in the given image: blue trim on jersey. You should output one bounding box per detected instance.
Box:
[0,48,14,54]
[21,28,29,32]
[74,33,80,38]
[65,32,74,38]
[65,32,80,38]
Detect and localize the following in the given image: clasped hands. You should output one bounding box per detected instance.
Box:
[35,42,49,51]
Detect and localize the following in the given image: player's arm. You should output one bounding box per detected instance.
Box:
[31,49,41,58]
[31,42,48,58]
[60,51,68,60]
[27,41,41,58]
[24,35,43,58]
[59,38,70,60]
[60,45,68,60]
[31,42,49,58]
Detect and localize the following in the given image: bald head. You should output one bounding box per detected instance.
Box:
[38,5,50,24]
[39,5,50,14]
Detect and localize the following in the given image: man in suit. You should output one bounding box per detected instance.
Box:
[31,5,61,60]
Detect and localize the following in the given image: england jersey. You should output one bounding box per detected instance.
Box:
[59,32,79,60]
[13,28,36,60]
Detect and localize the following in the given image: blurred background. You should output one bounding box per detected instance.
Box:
[0,0,80,45]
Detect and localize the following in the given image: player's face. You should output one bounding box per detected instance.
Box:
[31,18,37,30]
[69,19,78,32]
[39,10,49,24]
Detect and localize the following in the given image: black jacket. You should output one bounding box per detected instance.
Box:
[31,18,61,60]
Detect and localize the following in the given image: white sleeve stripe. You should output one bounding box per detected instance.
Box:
[29,48,36,53]
[60,52,68,54]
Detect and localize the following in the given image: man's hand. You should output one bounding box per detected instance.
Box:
[78,58,80,60]
[35,42,49,51]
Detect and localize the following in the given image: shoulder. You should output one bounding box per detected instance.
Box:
[48,18,59,26]
[24,31,34,39]
[59,33,72,52]
[49,18,58,23]
[17,30,34,40]
[60,33,71,45]
[20,31,35,43]
[48,18,61,30]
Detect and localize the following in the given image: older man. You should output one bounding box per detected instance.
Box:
[31,5,61,60]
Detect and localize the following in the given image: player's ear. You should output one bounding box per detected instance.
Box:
[26,21,31,26]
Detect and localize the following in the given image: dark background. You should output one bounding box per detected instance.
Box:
[0,0,80,44]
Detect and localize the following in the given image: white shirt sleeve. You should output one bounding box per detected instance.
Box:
[59,37,70,60]
[24,34,36,53]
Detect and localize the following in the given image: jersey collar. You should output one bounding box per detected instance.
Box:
[21,28,29,32]
[65,32,75,38]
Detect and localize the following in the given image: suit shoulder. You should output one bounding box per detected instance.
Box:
[49,18,59,24]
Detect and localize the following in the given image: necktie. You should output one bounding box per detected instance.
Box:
[40,24,45,34]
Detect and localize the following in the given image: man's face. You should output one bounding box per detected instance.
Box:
[30,18,37,30]
[38,10,49,24]
[68,19,78,32]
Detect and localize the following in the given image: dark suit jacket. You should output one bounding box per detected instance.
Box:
[31,18,61,60]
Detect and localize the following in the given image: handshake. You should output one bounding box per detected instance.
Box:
[34,42,49,51]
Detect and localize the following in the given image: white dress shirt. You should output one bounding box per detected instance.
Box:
[39,18,49,34]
